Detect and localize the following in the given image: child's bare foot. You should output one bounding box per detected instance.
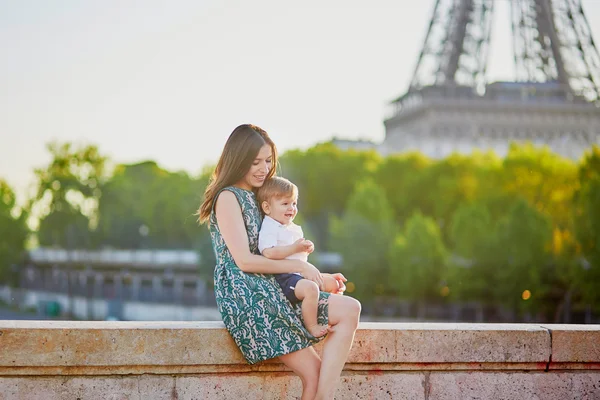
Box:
[307,324,329,338]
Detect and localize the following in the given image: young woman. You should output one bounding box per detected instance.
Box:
[198,124,361,400]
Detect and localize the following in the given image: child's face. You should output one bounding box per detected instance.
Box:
[264,195,298,225]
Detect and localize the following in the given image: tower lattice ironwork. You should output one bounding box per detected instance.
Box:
[409,0,600,103]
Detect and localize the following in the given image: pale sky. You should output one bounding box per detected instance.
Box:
[1,0,600,202]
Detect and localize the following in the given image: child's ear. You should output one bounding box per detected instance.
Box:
[261,201,270,215]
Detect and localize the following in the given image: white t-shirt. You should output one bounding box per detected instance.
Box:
[258,216,308,262]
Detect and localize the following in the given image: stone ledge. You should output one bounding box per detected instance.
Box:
[541,324,600,369]
[2,322,600,399]
[2,321,597,376]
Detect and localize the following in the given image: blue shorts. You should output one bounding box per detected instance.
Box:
[275,273,304,304]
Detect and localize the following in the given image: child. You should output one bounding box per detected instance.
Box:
[257,177,340,338]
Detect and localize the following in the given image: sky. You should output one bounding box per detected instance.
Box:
[1,0,600,202]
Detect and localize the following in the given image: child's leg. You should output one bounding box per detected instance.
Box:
[322,275,340,294]
[294,279,329,338]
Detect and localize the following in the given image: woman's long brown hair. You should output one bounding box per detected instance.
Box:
[197,124,277,223]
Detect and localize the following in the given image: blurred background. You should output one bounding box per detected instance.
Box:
[1,0,599,323]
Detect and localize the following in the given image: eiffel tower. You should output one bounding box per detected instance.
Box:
[382,0,600,160]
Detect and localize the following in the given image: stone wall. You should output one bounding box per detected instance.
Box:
[1,321,599,399]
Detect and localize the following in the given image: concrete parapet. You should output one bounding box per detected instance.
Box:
[0,321,599,399]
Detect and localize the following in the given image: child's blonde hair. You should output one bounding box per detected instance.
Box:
[257,176,298,207]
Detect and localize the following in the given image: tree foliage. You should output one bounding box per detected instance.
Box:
[32,142,107,248]
[492,199,552,313]
[5,138,598,320]
[329,180,395,299]
[95,161,201,249]
[445,202,497,302]
[0,180,28,283]
[389,212,447,302]
[574,146,600,308]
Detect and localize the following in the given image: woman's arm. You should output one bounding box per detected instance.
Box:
[215,191,323,286]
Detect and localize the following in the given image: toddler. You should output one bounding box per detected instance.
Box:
[257,177,340,337]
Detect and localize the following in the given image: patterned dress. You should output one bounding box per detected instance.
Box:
[209,186,330,364]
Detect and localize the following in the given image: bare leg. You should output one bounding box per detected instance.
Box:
[295,279,328,337]
[315,294,361,400]
[279,346,321,400]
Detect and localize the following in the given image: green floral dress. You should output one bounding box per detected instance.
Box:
[209,186,330,364]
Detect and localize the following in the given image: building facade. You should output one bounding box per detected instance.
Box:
[381,83,600,160]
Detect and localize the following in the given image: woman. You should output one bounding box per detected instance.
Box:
[198,124,361,400]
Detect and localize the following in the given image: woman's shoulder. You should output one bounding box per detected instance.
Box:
[217,185,253,199]
[215,186,239,204]
[212,189,240,222]
[215,186,255,208]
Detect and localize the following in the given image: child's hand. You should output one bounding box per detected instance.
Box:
[293,238,307,253]
[294,238,314,254]
[330,273,347,295]
[303,240,315,254]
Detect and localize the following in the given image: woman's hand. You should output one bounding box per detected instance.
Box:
[328,273,347,295]
[301,262,324,290]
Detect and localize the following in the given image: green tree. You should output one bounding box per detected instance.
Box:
[95,161,202,249]
[0,180,28,284]
[573,146,600,309]
[329,180,395,300]
[389,212,447,304]
[425,151,501,238]
[373,152,432,222]
[492,199,552,314]
[502,143,577,230]
[31,142,107,248]
[445,202,497,302]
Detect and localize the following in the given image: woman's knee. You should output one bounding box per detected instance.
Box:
[347,297,361,325]
[329,295,361,327]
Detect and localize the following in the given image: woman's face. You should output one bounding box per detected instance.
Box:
[237,144,273,190]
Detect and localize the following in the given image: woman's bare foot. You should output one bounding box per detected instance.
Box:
[307,324,329,338]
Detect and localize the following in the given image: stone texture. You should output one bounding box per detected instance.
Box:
[1,321,599,399]
[334,372,425,400]
[262,373,303,399]
[3,372,597,400]
[176,374,264,400]
[388,323,550,363]
[0,373,426,400]
[543,324,600,363]
[428,371,600,400]
[0,376,141,400]
[347,324,398,363]
[138,375,177,399]
[0,321,585,373]
[0,321,245,368]
[259,371,425,400]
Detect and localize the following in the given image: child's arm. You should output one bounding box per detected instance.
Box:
[262,239,306,260]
